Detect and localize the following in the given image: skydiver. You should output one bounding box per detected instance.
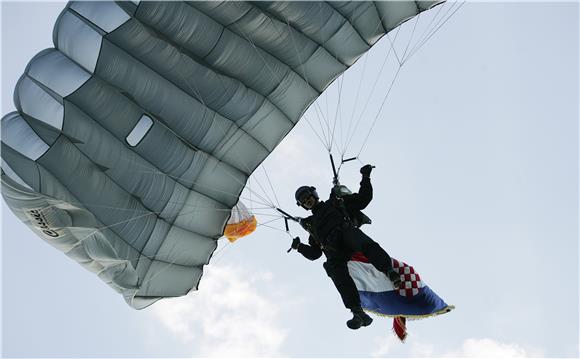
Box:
[290,164,402,330]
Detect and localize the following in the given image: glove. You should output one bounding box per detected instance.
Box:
[387,270,402,289]
[360,164,374,177]
[291,237,301,250]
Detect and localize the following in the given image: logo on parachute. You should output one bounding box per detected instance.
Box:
[25,209,61,238]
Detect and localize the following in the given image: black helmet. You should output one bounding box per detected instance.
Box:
[295,186,319,207]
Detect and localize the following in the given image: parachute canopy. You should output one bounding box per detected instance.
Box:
[1,1,443,308]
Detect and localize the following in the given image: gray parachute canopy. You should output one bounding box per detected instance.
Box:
[1,1,441,309]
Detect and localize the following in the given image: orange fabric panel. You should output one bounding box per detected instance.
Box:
[224,215,257,242]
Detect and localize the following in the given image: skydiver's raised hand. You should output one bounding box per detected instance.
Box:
[360,164,375,178]
[287,236,301,253]
[292,236,301,249]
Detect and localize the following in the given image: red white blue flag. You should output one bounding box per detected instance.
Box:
[348,252,454,341]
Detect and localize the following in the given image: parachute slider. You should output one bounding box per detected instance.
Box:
[224,201,257,242]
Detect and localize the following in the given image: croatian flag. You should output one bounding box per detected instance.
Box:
[348,252,454,341]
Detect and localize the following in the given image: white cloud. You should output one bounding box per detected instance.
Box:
[371,335,402,357]
[372,336,535,358]
[151,264,287,357]
[371,334,437,358]
[266,128,329,183]
[443,338,530,358]
[410,341,436,357]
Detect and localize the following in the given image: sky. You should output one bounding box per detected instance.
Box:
[1,1,578,358]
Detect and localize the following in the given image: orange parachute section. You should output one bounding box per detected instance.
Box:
[224,201,257,242]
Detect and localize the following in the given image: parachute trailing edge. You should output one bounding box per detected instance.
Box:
[1,1,443,308]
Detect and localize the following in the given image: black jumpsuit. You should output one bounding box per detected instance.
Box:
[296,177,395,310]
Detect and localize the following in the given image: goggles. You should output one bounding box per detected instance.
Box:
[297,192,313,205]
[295,186,318,207]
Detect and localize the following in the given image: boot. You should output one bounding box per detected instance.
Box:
[346,307,373,330]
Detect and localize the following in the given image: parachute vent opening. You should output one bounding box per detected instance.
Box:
[126,115,153,147]
[224,201,257,243]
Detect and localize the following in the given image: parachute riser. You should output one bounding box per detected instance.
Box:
[275,207,301,253]
[330,154,339,186]
[330,154,358,187]
[276,207,300,223]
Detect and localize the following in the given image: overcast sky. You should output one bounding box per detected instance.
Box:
[1,1,578,357]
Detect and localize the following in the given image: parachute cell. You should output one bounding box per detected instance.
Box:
[1,1,443,308]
